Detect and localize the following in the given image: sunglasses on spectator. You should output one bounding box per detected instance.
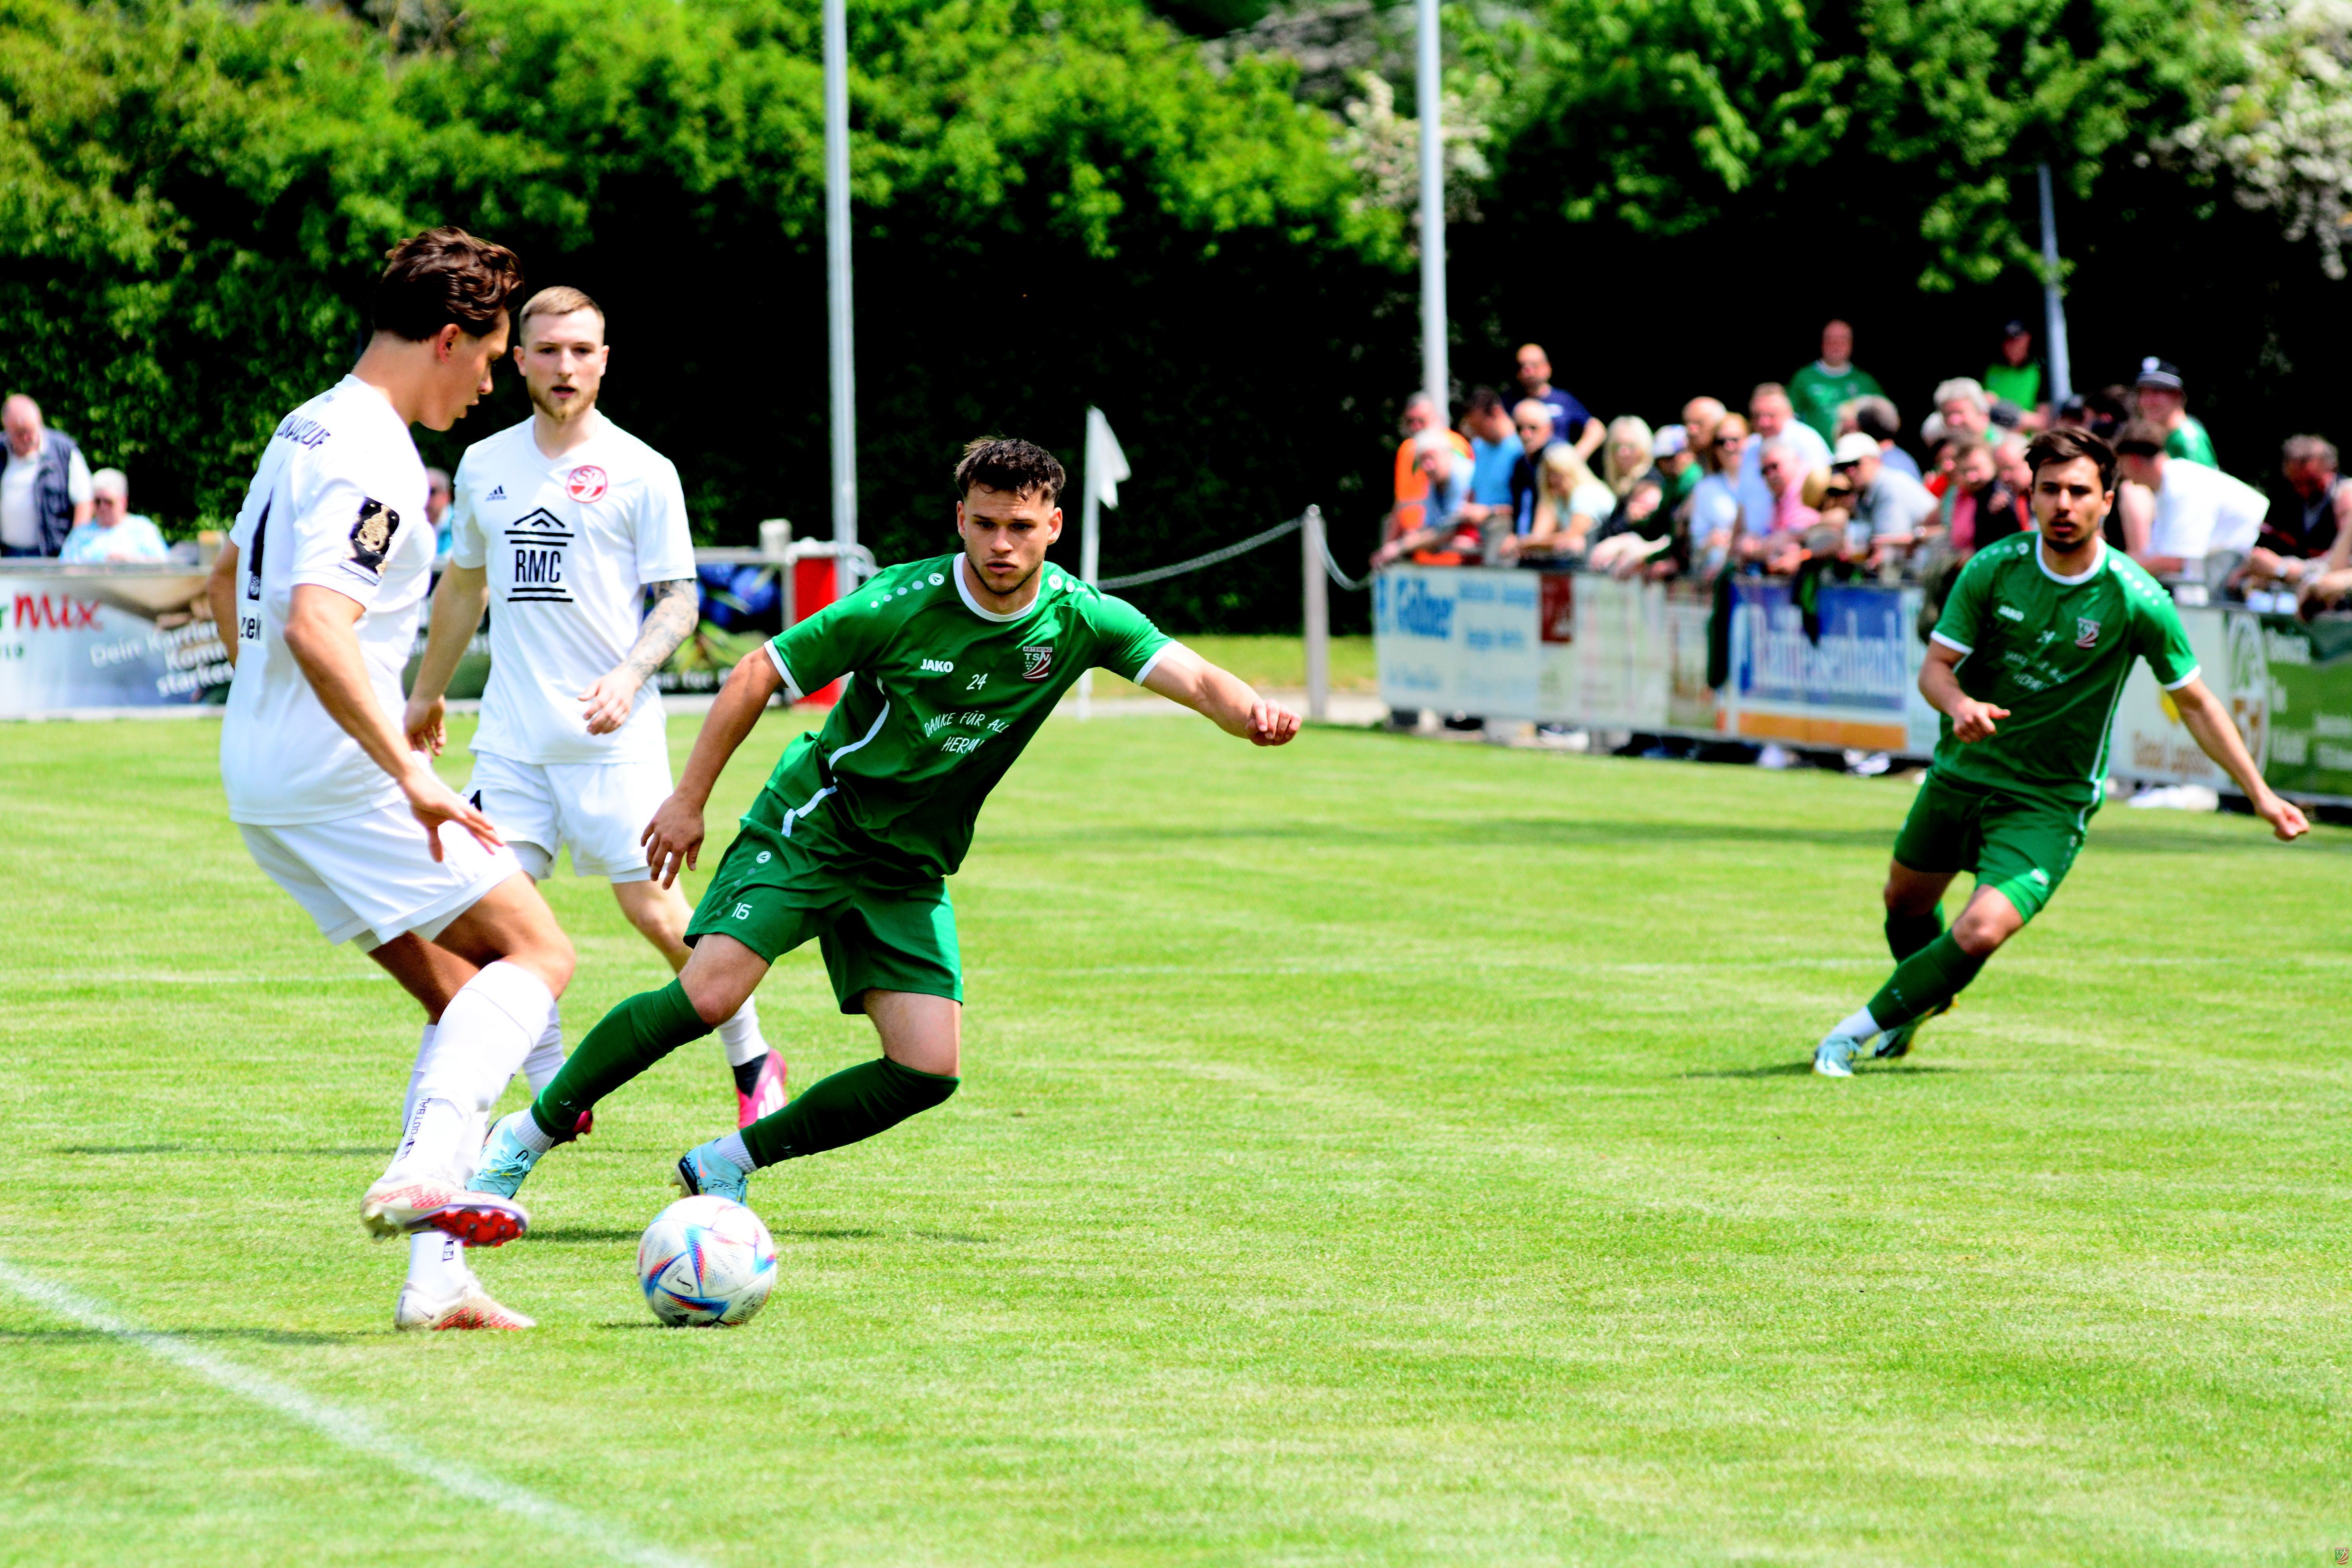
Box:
[1714,435,1743,448]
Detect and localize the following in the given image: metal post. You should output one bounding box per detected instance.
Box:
[1076,469,1100,721]
[1302,505,1329,723]
[2037,162,2073,407]
[824,0,858,600]
[1416,0,1448,418]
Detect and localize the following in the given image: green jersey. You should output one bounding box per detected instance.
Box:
[1788,361,1885,441]
[2166,415,2218,469]
[754,553,1173,880]
[1929,535,2200,811]
[1983,361,2042,411]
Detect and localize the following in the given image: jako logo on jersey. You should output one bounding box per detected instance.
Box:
[1020,644,1053,679]
[1996,604,2025,622]
[920,658,955,674]
[2076,617,2101,648]
[566,465,608,503]
[2029,868,2050,886]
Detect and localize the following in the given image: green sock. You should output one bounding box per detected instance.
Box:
[1885,906,1945,962]
[739,1057,958,1167]
[1867,932,1985,1031]
[530,980,712,1140]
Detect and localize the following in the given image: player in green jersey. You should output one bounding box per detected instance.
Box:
[467,437,1300,1204]
[1812,428,2308,1077]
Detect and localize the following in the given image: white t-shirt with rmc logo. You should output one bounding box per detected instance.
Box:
[449,412,697,766]
[221,376,432,826]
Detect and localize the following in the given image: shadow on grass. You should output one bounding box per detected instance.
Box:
[527,1227,641,1245]
[56,1145,385,1158]
[0,1327,380,1345]
[1683,1061,1968,1078]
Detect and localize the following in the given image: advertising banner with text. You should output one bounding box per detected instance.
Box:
[0,570,230,716]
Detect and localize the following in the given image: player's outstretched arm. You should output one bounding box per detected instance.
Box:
[282,583,503,860]
[582,577,699,735]
[1139,645,1300,747]
[643,649,785,886]
[1918,642,2008,743]
[205,542,241,670]
[2169,676,2310,842]
[402,563,490,755]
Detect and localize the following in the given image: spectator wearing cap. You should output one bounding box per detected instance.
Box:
[1372,432,1481,566]
[1831,431,1937,556]
[1653,423,1698,508]
[1983,320,2048,427]
[0,393,92,557]
[2114,418,2267,581]
[1788,319,1885,444]
[57,468,167,564]
[2243,434,2352,596]
[1845,395,1922,482]
[1513,343,1603,463]
[1385,392,1474,546]
[2133,359,2217,468]
[1461,388,1519,514]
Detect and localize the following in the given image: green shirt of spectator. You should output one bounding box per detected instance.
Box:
[1788,319,1884,442]
[2135,358,2217,469]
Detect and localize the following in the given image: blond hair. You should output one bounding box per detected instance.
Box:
[517,285,604,334]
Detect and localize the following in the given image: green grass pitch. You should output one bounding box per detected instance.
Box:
[2,706,2348,1565]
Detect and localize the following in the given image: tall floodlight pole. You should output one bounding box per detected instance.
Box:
[1416,0,1448,418]
[2036,162,2073,406]
[824,0,858,600]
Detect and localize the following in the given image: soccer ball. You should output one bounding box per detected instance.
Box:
[637,1195,777,1327]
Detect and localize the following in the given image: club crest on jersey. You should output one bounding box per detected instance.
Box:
[566,465,608,503]
[1019,644,1054,680]
[2076,617,2101,648]
[346,498,399,573]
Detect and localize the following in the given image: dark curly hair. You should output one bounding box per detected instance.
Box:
[2025,426,2118,494]
[372,227,526,342]
[954,437,1065,505]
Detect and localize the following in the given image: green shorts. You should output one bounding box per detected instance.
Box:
[1892,770,2088,923]
[684,819,962,1015]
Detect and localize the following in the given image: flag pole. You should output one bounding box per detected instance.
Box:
[2037,162,2073,407]
[1416,0,1448,418]
[824,0,858,601]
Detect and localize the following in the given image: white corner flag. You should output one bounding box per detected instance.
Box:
[1080,406,1129,588]
[1076,407,1131,722]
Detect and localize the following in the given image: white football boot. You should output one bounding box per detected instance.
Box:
[361,1171,530,1247]
[394,1274,537,1332]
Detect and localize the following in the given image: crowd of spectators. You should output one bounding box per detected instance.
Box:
[1,392,170,565]
[0,389,467,570]
[1375,324,2352,619]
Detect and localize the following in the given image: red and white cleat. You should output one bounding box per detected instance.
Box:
[395,1281,536,1331]
[737,1052,788,1127]
[361,1173,530,1247]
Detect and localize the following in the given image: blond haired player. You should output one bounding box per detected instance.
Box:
[406,288,785,1129]
[208,229,564,1332]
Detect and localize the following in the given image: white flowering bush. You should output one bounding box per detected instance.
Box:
[1336,70,1497,236]
[2160,0,2352,276]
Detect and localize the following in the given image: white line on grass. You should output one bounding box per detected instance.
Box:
[0,1258,706,1568]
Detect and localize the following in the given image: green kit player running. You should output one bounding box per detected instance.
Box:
[1812,428,2308,1077]
[469,437,1301,1203]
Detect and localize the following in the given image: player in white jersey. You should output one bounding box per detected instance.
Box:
[207,228,569,1332]
[405,287,784,1125]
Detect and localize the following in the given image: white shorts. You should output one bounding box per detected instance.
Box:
[468,753,673,882]
[240,804,523,950]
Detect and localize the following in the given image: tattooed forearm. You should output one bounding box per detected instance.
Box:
[622,579,699,683]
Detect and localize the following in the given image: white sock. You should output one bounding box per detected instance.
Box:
[400,1024,438,1136]
[405,1230,468,1299]
[715,1130,755,1172]
[393,962,556,1179]
[390,1097,468,1178]
[519,1015,566,1095]
[1834,1005,1882,1042]
[715,997,767,1066]
[509,1112,556,1156]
